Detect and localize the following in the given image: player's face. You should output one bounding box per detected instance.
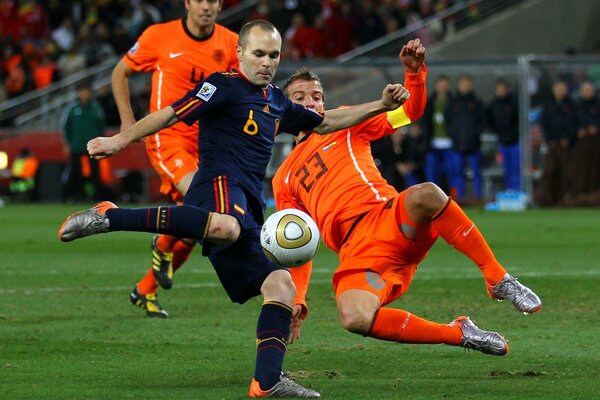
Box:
[286,80,325,113]
[237,27,281,88]
[185,0,221,30]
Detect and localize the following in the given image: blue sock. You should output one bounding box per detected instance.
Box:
[254,301,292,390]
[105,206,210,239]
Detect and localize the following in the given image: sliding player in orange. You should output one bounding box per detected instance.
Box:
[272,38,542,356]
[111,0,238,317]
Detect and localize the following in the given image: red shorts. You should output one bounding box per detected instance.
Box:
[145,129,198,203]
[333,190,438,306]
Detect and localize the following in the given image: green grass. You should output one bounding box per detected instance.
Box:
[1,204,599,399]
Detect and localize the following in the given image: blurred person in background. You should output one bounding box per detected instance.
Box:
[486,78,520,191]
[61,83,106,202]
[422,74,454,196]
[570,81,600,200]
[536,78,578,206]
[445,74,485,203]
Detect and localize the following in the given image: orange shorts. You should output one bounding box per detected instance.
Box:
[333,190,438,306]
[145,130,198,203]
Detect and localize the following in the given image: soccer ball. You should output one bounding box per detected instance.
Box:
[260,208,320,268]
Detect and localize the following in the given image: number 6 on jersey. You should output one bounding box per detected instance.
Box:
[260,209,320,268]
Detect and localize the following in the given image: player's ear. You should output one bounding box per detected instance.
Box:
[236,44,242,60]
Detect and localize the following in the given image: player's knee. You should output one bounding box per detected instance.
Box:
[407,182,447,219]
[207,214,241,245]
[261,269,296,306]
[337,302,374,335]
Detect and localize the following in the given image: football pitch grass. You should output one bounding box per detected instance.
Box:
[1,203,598,399]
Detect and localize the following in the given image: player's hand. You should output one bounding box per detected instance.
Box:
[289,304,305,344]
[399,38,426,73]
[87,135,126,159]
[382,83,410,110]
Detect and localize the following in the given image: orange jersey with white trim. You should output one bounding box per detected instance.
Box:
[272,67,427,254]
[123,19,239,147]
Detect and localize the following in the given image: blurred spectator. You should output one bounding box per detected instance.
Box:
[2,42,34,98]
[60,84,107,202]
[445,74,485,201]
[287,13,326,60]
[32,48,60,89]
[422,74,454,195]
[18,0,49,43]
[322,0,355,57]
[371,131,404,191]
[9,147,39,201]
[96,83,121,127]
[57,40,87,77]
[79,23,116,66]
[0,0,20,42]
[51,16,76,52]
[571,81,600,196]
[535,79,578,206]
[486,78,520,191]
[397,123,427,187]
[354,1,386,46]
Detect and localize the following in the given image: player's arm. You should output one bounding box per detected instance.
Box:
[289,260,313,344]
[313,83,410,134]
[111,59,138,131]
[88,107,178,159]
[386,38,428,127]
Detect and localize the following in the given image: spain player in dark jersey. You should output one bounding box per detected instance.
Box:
[271,40,541,363]
[112,0,239,318]
[59,20,410,398]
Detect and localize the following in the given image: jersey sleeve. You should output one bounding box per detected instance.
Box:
[170,73,230,126]
[122,25,160,72]
[279,98,324,136]
[354,63,429,141]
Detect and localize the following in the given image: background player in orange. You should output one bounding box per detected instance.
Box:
[272,39,542,356]
[111,0,239,317]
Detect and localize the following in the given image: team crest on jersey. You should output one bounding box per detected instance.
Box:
[128,42,140,55]
[196,82,217,101]
[213,49,225,63]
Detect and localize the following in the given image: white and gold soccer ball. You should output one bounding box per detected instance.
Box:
[260,208,320,268]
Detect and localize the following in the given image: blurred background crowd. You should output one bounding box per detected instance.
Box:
[0,0,462,100]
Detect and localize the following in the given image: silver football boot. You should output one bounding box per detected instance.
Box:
[249,374,320,398]
[59,201,116,242]
[490,273,542,314]
[451,316,508,356]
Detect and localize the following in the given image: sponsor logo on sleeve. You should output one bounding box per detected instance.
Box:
[128,42,139,55]
[196,82,217,101]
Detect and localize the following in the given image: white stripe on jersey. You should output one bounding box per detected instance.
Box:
[345,130,387,202]
[153,66,175,179]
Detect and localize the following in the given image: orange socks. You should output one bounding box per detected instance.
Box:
[432,200,507,286]
[369,308,462,345]
[172,239,195,273]
[136,236,195,295]
[156,234,179,253]
[137,269,158,295]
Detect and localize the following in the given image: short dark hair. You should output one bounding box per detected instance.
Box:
[238,20,279,49]
[282,66,323,97]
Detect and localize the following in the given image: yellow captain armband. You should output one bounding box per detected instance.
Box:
[386,106,411,129]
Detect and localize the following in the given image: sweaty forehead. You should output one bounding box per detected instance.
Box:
[244,28,281,52]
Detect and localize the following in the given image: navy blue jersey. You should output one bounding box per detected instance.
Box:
[171,71,324,201]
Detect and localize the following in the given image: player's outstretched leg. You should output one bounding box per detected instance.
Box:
[59,201,116,242]
[450,316,508,356]
[488,274,542,314]
[130,286,169,318]
[249,373,320,398]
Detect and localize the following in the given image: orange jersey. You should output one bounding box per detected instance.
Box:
[123,19,239,147]
[273,66,427,253]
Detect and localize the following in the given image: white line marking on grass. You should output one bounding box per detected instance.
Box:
[1,269,598,295]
